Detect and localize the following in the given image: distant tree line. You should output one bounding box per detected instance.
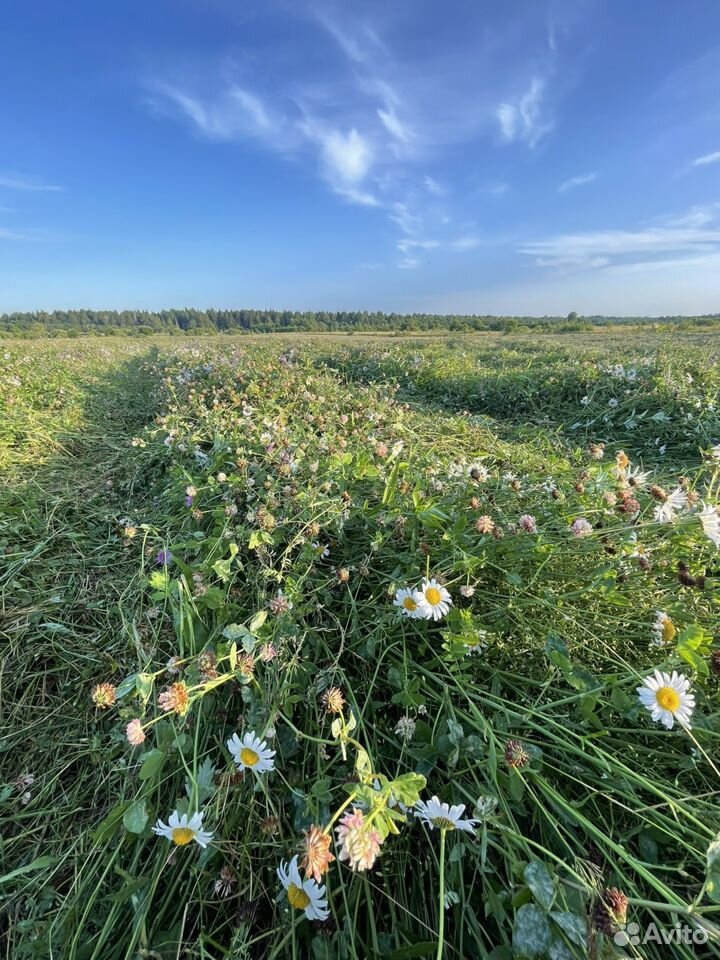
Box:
[0,308,718,338]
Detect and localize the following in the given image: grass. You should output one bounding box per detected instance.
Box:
[1,332,720,959]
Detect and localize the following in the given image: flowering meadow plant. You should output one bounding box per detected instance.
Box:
[3,333,720,959]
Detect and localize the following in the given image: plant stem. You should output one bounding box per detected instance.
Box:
[436,828,446,960]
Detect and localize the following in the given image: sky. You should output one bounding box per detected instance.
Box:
[1,0,720,316]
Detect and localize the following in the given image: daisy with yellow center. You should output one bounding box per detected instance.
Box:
[415,796,477,834]
[394,586,424,619]
[417,578,452,621]
[227,731,275,773]
[153,810,213,848]
[637,669,695,729]
[278,855,329,921]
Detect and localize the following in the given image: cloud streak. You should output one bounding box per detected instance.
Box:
[693,150,720,167]
[0,174,63,192]
[558,172,596,192]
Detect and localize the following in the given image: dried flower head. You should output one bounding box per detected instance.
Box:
[593,887,628,935]
[504,739,530,769]
[158,681,190,716]
[300,825,335,883]
[322,687,345,714]
[91,683,117,709]
[475,515,495,534]
[126,718,146,746]
[336,808,382,871]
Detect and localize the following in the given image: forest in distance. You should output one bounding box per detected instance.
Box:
[1,307,720,338]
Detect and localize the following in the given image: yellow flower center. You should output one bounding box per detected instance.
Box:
[240,747,260,766]
[403,596,418,611]
[432,816,456,830]
[287,883,311,910]
[425,587,442,606]
[661,619,676,644]
[171,826,195,846]
[656,686,680,712]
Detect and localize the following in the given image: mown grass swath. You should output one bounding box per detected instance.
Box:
[1,332,720,959]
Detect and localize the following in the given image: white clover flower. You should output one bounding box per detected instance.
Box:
[394,715,417,741]
[415,796,477,834]
[153,810,213,848]
[227,731,275,773]
[698,503,720,548]
[637,670,694,730]
[394,586,425,619]
[417,578,452,621]
[277,855,329,921]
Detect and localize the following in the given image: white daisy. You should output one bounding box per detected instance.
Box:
[153,809,213,848]
[653,486,687,524]
[277,855,329,921]
[415,796,477,834]
[468,462,489,482]
[698,503,720,548]
[417,578,452,621]
[637,670,695,730]
[227,731,276,773]
[394,586,424,619]
[626,465,651,489]
[312,542,330,558]
[651,611,676,647]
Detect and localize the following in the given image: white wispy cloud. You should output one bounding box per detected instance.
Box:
[522,204,720,270]
[0,174,63,192]
[450,236,481,251]
[693,150,720,167]
[496,77,553,148]
[397,256,419,270]
[558,172,596,192]
[423,175,448,196]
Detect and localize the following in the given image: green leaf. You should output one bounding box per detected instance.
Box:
[92,802,131,843]
[524,860,556,911]
[212,543,239,582]
[389,772,427,807]
[138,748,165,782]
[513,903,552,957]
[123,800,149,835]
[549,911,587,947]
[0,855,57,885]
[135,673,154,702]
[677,624,711,676]
[706,834,720,902]
[249,610,267,634]
[116,674,138,700]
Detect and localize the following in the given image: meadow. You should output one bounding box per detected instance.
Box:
[2,330,720,959]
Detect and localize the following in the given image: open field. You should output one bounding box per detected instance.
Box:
[2,331,720,959]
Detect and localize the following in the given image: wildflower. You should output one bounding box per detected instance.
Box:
[570,518,593,537]
[312,542,330,558]
[415,796,477,834]
[637,669,694,729]
[518,514,537,533]
[394,586,424,618]
[615,450,630,473]
[260,815,280,835]
[301,826,335,883]
[336,808,383,871]
[651,611,676,647]
[278,855,329,920]
[394,715,416,741]
[593,887,629,936]
[626,465,651,488]
[158,681,190,716]
[459,584,475,598]
[237,653,255,678]
[270,590,292,615]
[608,398,618,408]
[588,442,605,460]
[504,739,530,769]
[322,687,345,714]
[653,486,687,523]
[417,578,452,621]
[214,865,237,898]
[336,567,350,583]
[91,682,117,709]
[581,395,590,405]
[475,515,495,534]
[227,731,275,773]
[259,642,277,662]
[468,463,489,482]
[698,503,720,547]
[186,485,197,498]
[198,649,218,681]
[126,718,146,746]
[153,810,213,848]
[155,549,173,566]
[465,628,488,655]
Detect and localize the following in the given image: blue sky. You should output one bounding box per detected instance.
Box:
[1,0,720,315]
